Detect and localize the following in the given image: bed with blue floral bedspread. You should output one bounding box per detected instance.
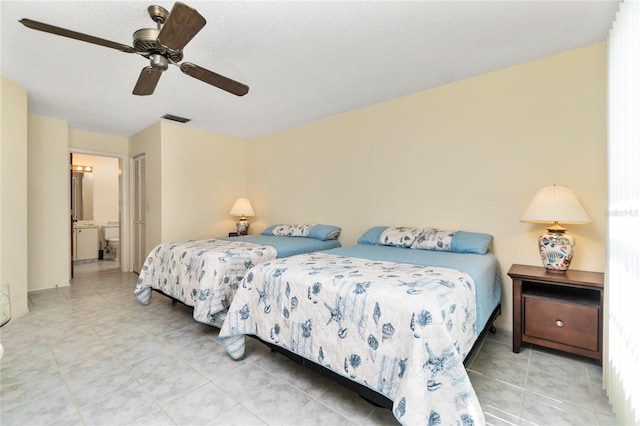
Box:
[218,227,502,426]
[134,225,341,326]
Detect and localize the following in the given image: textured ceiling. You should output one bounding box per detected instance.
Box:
[1,1,620,140]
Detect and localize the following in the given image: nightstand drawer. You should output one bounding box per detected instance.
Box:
[524,295,599,351]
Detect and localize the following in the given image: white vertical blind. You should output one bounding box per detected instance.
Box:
[606,1,640,424]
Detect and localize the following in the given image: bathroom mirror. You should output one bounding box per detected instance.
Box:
[71,171,94,221]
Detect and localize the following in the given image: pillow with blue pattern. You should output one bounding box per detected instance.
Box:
[411,228,456,251]
[357,226,423,248]
[411,229,493,254]
[358,226,493,254]
[379,226,423,247]
[261,224,341,241]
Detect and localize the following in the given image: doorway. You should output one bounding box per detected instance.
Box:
[69,151,127,277]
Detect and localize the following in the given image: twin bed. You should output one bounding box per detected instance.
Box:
[135,225,502,425]
[134,224,342,326]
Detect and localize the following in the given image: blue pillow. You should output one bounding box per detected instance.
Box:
[308,224,342,241]
[261,224,341,241]
[450,231,493,254]
[261,225,277,235]
[357,226,388,245]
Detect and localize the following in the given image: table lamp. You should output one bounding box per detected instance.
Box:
[229,198,254,235]
[521,185,591,272]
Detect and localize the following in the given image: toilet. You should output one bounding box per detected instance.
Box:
[102,220,119,261]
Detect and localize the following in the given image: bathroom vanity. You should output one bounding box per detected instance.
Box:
[73,225,98,261]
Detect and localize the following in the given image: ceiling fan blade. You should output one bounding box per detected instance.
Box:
[180,63,249,96]
[133,67,163,96]
[19,18,136,53]
[157,2,206,52]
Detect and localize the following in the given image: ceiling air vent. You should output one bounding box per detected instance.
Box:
[161,114,191,124]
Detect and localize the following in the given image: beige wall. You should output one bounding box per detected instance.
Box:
[69,128,128,155]
[247,42,608,330]
[1,77,29,319]
[130,122,162,254]
[128,121,247,257]
[160,122,247,242]
[27,115,71,292]
[3,103,131,300]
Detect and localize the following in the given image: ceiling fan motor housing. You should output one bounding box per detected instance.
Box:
[133,28,183,64]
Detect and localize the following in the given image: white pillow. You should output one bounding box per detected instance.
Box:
[411,228,456,251]
[379,227,423,247]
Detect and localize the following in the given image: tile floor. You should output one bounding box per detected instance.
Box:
[0,261,617,425]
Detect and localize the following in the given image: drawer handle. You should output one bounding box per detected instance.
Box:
[555,320,564,327]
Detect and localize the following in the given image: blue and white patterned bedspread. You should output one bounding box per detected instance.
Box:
[219,252,483,425]
[134,239,277,325]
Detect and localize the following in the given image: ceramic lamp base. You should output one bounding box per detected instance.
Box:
[236,219,249,236]
[538,231,575,272]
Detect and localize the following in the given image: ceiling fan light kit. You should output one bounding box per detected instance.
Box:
[19,2,249,97]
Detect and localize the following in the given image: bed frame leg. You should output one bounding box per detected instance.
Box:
[490,324,497,333]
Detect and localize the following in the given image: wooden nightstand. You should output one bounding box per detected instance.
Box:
[508,264,604,362]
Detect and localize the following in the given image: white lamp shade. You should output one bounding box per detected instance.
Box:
[229,198,255,217]
[521,185,591,225]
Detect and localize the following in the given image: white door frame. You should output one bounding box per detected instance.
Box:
[69,148,129,272]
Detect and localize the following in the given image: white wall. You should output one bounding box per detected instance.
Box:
[247,42,608,331]
[27,115,71,291]
[0,76,29,319]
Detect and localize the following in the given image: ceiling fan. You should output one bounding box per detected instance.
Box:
[19,2,249,97]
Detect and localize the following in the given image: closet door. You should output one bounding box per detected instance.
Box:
[133,154,146,273]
